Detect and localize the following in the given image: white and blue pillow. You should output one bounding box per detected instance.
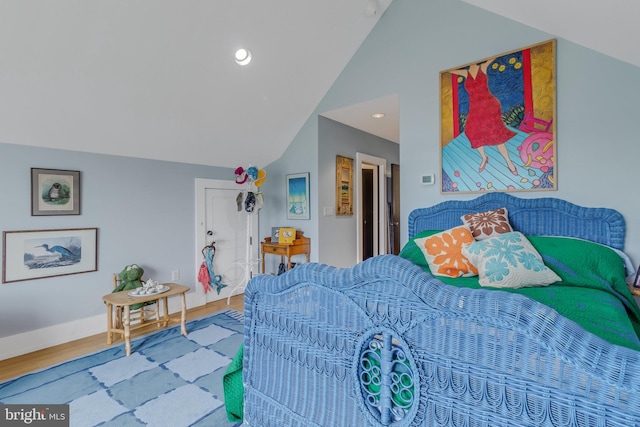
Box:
[462,231,560,289]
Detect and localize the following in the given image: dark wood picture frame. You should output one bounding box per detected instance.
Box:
[31,168,81,216]
[3,228,98,283]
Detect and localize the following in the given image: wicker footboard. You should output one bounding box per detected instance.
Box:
[243,255,640,426]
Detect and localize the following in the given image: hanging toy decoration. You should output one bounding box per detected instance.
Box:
[254,169,267,187]
[244,191,256,213]
[201,242,226,295]
[254,169,266,211]
[234,167,248,184]
[254,191,264,210]
[197,261,212,294]
[246,166,258,181]
[234,165,266,214]
[206,245,226,294]
[226,165,267,299]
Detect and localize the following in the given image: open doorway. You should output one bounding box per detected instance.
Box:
[362,166,374,260]
[356,153,387,263]
[389,163,400,255]
[317,94,399,267]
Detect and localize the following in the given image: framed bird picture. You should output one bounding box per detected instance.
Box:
[31,168,81,216]
[2,228,98,283]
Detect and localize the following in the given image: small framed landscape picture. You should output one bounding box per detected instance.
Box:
[31,168,81,216]
[286,172,310,220]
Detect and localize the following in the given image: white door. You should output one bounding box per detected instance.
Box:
[195,179,259,303]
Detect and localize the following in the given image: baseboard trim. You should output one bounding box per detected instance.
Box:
[0,314,104,361]
[0,292,206,361]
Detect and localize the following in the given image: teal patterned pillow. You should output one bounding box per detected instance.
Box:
[461,231,561,289]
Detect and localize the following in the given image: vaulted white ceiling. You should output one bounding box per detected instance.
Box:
[461,0,640,69]
[1,1,637,168]
[0,0,392,168]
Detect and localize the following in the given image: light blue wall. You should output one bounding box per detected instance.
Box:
[0,142,232,338]
[263,0,640,268]
[259,113,320,271]
[4,0,640,341]
[318,117,399,267]
[260,113,400,271]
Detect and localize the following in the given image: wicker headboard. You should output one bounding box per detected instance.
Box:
[408,193,626,250]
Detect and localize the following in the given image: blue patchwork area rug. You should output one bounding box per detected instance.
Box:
[0,309,244,427]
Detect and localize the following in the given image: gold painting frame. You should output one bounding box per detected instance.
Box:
[336,155,353,216]
[440,39,556,193]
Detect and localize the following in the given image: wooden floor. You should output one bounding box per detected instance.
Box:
[0,294,244,383]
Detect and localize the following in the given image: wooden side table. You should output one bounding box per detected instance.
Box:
[102,283,189,356]
[261,231,310,274]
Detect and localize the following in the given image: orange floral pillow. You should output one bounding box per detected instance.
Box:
[414,226,478,278]
[461,207,513,241]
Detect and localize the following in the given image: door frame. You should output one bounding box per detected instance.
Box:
[195,178,259,305]
[355,153,387,263]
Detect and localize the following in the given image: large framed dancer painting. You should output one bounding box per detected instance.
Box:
[440,39,556,194]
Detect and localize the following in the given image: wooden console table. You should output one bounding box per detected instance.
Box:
[261,231,310,274]
[102,283,189,356]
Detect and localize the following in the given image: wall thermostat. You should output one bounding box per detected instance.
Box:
[421,174,436,185]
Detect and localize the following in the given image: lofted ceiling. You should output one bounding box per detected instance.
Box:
[1,1,638,168]
[321,94,400,144]
[461,0,640,70]
[0,0,392,169]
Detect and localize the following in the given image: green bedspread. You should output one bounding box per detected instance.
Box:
[223,342,244,422]
[400,235,640,351]
[225,236,640,421]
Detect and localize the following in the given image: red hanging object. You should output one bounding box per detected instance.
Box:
[198,261,212,294]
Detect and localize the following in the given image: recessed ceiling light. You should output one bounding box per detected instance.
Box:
[235,48,252,66]
[371,113,385,119]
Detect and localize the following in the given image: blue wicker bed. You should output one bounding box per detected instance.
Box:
[242,193,640,426]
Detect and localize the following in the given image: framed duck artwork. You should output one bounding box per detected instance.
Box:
[439,39,556,193]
